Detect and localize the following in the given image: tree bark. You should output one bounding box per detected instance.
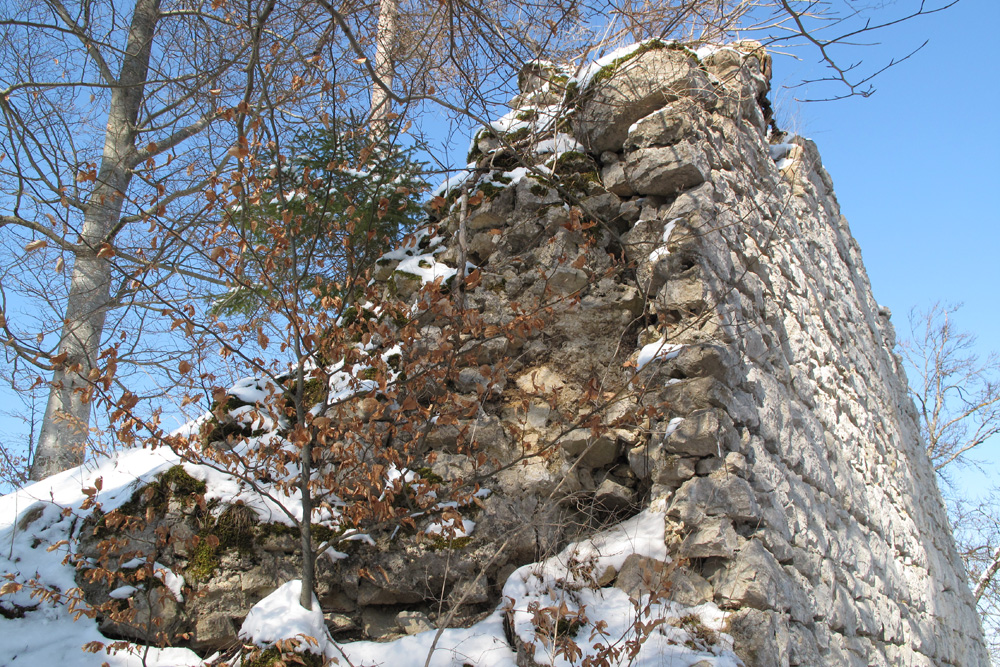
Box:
[29,0,161,481]
[370,0,399,137]
[974,544,1000,602]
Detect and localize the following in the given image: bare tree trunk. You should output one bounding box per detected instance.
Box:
[29,0,161,481]
[370,0,398,136]
[975,544,1000,602]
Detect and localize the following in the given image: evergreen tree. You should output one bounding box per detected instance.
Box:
[215,121,428,319]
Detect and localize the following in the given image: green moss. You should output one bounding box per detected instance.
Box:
[503,126,531,144]
[359,367,379,381]
[388,271,422,297]
[589,39,668,88]
[185,504,261,582]
[415,467,444,484]
[215,504,259,554]
[674,613,719,648]
[550,151,597,176]
[426,535,472,551]
[530,182,549,198]
[208,394,252,414]
[161,465,207,496]
[185,537,221,583]
[339,306,359,325]
[561,170,602,194]
[477,181,507,200]
[515,109,539,122]
[241,646,325,667]
[118,465,206,517]
[488,150,522,173]
[256,520,341,548]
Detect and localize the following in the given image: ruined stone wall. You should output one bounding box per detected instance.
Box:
[412,41,988,665]
[63,41,989,666]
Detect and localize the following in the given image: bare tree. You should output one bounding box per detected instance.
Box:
[901,303,1000,473]
[0,0,335,480]
[901,302,1000,659]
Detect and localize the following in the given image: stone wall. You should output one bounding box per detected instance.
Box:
[418,41,987,665]
[70,40,989,665]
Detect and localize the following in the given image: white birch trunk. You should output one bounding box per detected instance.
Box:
[30,0,161,480]
[370,0,399,136]
[974,543,1000,602]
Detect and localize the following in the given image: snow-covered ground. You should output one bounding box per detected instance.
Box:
[0,442,741,666]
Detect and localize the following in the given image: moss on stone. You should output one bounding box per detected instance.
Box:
[215,504,259,554]
[530,182,550,198]
[241,646,325,667]
[503,126,532,144]
[589,39,668,88]
[118,465,206,517]
[185,537,221,583]
[550,151,597,176]
[426,535,472,551]
[256,520,341,548]
[415,467,444,485]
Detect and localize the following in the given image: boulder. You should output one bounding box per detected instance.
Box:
[615,554,671,598]
[594,478,636,512]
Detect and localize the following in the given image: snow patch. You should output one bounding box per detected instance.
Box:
[636,337,683,371]
[648,218,681,264]
[239,580,329,653]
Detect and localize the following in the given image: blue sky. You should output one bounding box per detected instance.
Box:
[771,0,1000,494]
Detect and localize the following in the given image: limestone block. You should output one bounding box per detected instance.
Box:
[455,366,490,393]
[580,191,622,222]
[573,48,704,153]
[624,143,710,197]
[396,611,433,635]
[513,176,561,217]
[623,106,694,150]
[665,568,714,606]
[547,266,589,294]
[657,269,706,311]
[725,608,790,667]
[679,516,738,559]
[358,580,423,606]
[657,377,737,415]
[600,159,634,197]
[191,612,236,650]
[594,478,636,511]
[560,428,618,467]
[668,473,761,524]
[614,553,670,598]
[363,606,401,639]
[448,577,490,606]
[664,408,730,458]
[714,540,789,611]
[668,345,737,384]
[651,454,697,487]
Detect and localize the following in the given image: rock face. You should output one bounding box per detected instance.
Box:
[74,41,988,665]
